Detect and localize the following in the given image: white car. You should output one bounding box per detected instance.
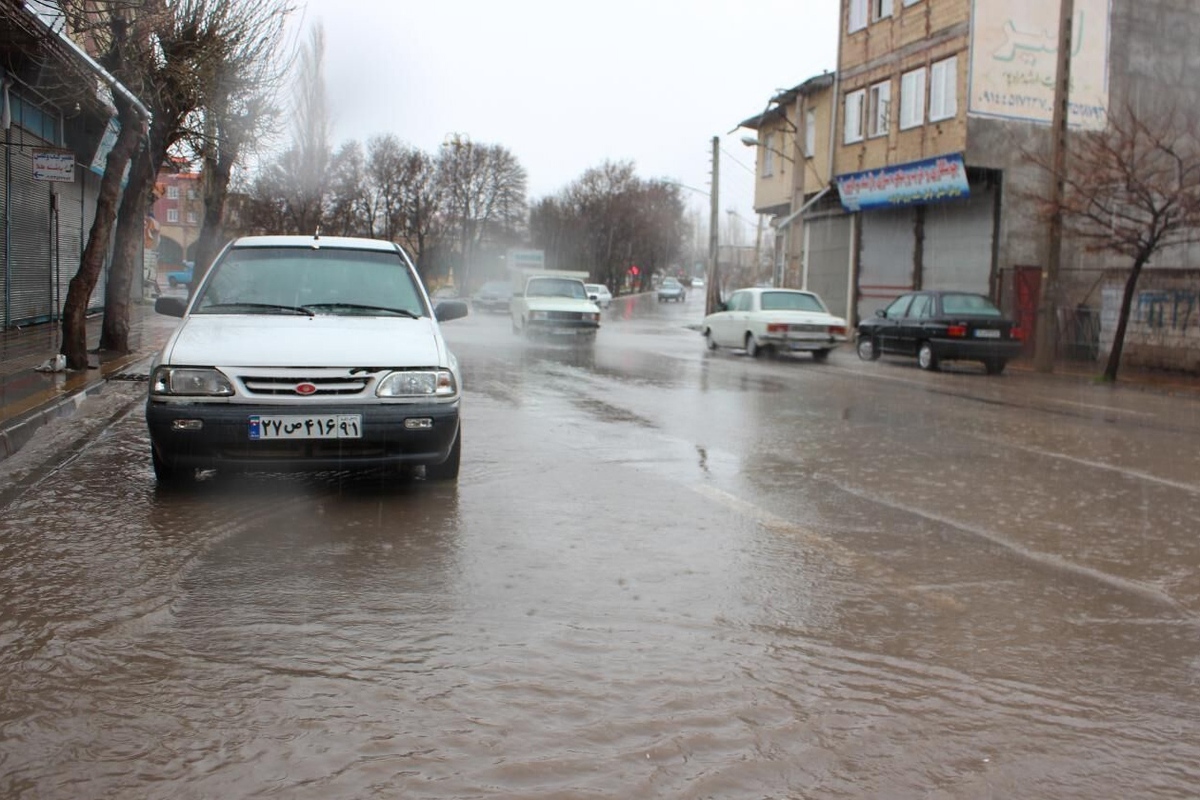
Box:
[702,287,847,361]
[585,283,613,309]
[146,235,468,486]
[511,274,601,339]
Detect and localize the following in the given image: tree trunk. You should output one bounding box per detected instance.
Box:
[1103,253,1149,383]
[99,141,156,353]
[59,102,143,370]
[192,150,234,290]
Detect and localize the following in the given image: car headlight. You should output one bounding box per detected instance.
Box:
[151,367,234,397]
[376,370,457,398]
[586,313,600,322]
[529,311,549,321]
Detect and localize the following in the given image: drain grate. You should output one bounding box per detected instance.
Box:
[110,372,150,382]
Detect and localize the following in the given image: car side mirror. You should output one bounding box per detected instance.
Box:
[435,299,469,322]
[875,308,886,318]
[155,296,187,318]
[589,294,598,301]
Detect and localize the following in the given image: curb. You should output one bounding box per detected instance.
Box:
[0,352,153,465]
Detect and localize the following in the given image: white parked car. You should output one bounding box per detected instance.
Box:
[146,235,468,486]
[585,283,613,309]
[702,287,847,361]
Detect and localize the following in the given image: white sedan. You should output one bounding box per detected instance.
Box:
[585,283,612,309]
[702,287,848,361]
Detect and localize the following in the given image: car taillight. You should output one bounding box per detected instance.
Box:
[1011,326,1025,341]
[947,325,967,337]
[767,323,788,333]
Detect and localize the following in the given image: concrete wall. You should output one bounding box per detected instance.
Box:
[1100,270,1200,373]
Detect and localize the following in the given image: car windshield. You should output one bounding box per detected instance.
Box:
[193,247,425,317]
[760,291,827,313]
[663,278,680,287]
[478,281,510,295]
[527,277,587,299]
[941,293,1003,317]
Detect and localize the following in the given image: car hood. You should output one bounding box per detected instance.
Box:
[161,314,447,367]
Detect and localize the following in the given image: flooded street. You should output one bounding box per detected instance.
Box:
[3,293,1200,799]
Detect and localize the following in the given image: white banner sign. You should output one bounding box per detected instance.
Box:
[968,0,1110,130]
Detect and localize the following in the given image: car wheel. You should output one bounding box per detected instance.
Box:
[856,335,880,361]
[918,342,940,371]
[425,425,461,481]
[745,333,761,358]
[152,447,192,488]
[704,328,718,350]
[812,348,831,363]
[984,358,1008,375]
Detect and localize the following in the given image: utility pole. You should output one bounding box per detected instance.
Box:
[706,136,721,316]
[1034,0,1075,372]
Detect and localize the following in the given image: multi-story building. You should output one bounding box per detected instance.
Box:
[151,170,203,273]
[742,1,1200,369]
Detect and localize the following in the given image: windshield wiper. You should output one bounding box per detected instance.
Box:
[201,302,314,316]
[303,303,421,318]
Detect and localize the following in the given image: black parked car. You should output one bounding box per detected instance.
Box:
[856,290,1024,374]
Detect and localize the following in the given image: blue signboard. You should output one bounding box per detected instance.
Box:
[836,153,971,212]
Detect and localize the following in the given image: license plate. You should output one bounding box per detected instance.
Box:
[974,329,1001,338]
[248,414,362,440]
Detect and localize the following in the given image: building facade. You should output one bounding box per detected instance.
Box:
[740,0,1200,370]
[151,170,204,275]
[0,2,148,329]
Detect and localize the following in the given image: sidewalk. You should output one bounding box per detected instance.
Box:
[0,299,178,462]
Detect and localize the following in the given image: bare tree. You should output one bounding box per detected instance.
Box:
[1028,103,1200,381]
[187,0,294,284]
[288,23,331,234]
[438,136,527,290]
[531,161,687,294]
[395,148,446,272]
[325,140,372,236]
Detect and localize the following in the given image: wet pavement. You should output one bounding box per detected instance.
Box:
[2,292,1200,798]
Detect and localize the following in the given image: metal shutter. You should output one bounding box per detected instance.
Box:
[803,214,853,323]
[857,207,917,322]
[923,183,996,295]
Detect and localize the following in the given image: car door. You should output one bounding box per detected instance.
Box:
[896,292,933,355]
[715,291,747,346]
[876,294,913,354]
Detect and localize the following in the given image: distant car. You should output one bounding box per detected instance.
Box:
[657,277,686,303]
[146,234,468,486]
[585,283,613,309]
[702,287,847,361]
[692,277,705,288]
[471,280,513,313]
[856,290,1024,374]
[166,262,193,288]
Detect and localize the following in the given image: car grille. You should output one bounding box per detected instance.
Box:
[545,311,587,321]
[240,374,371,396]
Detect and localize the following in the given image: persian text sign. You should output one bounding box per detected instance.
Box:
[33,149,75,182]
[835,154,970,212]
[969,0,1110,130]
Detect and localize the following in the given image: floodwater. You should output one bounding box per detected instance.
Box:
[2,292,1199,799]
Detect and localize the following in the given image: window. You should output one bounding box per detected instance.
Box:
[844,89,865,144]
[902,0,921,5]
[186,211,198,224]
[900,67,926,129]
[869,80,891,138]
[884,294,913,320]
[872,0,893,21]
[908,294,932,319]
[167,208,179,223]
[166,185,179,200]
[849,0,867,32]
[930,56,958,121]
[762,132,776,177]
[804,109,816,157]
[187,188,197,200]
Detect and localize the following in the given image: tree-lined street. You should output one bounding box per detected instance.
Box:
[2,295,1198,798]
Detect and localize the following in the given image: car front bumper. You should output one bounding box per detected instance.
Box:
[525,320,600,337]
[147,399,460,472]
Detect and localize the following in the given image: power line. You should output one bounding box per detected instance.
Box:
[720,147,757,176]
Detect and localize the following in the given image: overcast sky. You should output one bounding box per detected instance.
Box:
[294,0,840,236]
